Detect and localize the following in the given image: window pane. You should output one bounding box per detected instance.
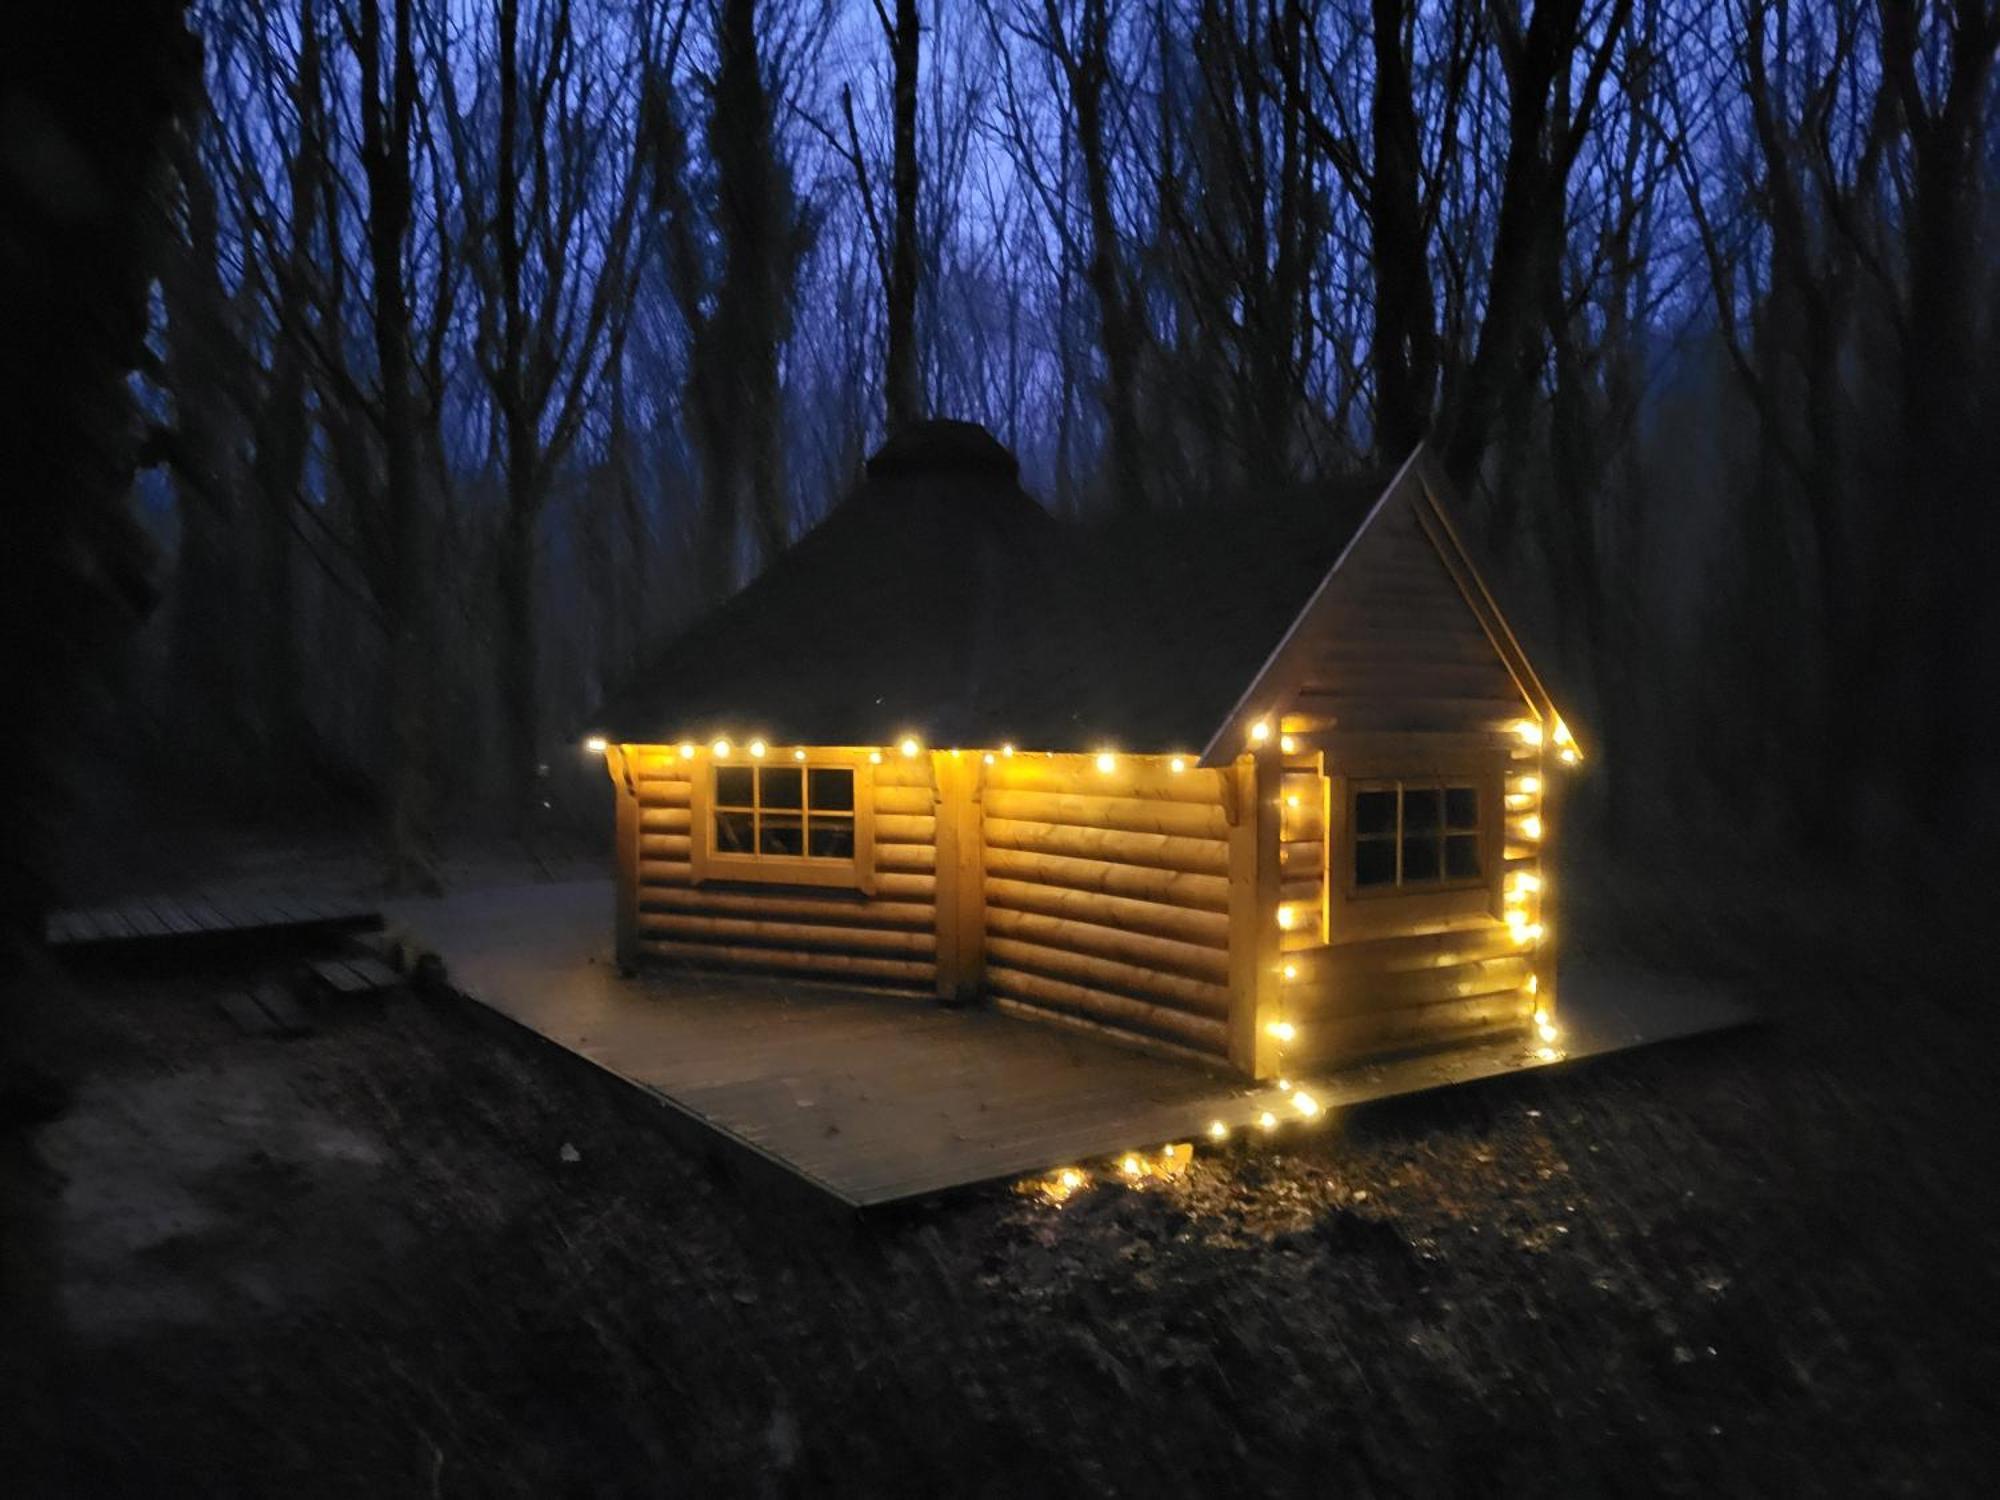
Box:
[714,810,755,853]
[1355,838,1396,887]
[1446,833,1481,880]
[808,767,854,812]
[760,766,803,809]
[1403,787,1442,834]
[1354,789,1396,838]
[808,818,855,859]
[1402,835,1441,881]
[759,814,803,856]
[714,766,755,808]
[1445,786,1479,831]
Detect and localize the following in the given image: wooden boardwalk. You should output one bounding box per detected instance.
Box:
[45,891,382,950]
[390,880,1753,1213]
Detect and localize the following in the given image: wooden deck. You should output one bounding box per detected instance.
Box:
[45,890,383,950]
[388,880,1753,1213]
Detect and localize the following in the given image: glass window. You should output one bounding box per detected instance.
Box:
[712,763,855,865]
[1351,782,1482,891]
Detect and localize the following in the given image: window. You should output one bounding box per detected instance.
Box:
[1352,781,1481,891]
[712,764,856,862]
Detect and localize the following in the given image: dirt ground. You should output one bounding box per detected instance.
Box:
[2,851,1996,1497]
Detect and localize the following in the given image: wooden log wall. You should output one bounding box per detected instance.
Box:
[979,755,1234,1059]
[617,746,940,992]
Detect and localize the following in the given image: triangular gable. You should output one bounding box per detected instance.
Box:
[1196,443,1565,767]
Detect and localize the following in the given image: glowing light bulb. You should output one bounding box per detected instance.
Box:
[1521,814,1543,840]
[1536,1016,1559,1043]
[1292,1090,1320,1118]
[1267,1020,1297,1043]
[868,750,883,764]
[1258,1111,1278,1131]
[1121,1155,1142,1178]
[1096,752,1116,773]
[712,739,731,759]
[1207,1120,1229,1141]
[584,736,607,754]
[1058,1168,1082,1190]
[1514,873,1542,894]
[983,752,995,765]
[1276,905,1295,930]
[1002,744,1015,757]
[1280,734,1297,754]
[1526,973,1539,994]
[679,743,695,759]
[1281,962,1297,981]
[1514,720,1544,746]
[1286,793,1300,809]
[1553,720,1574,746]
[749,739,767,759]
[1249,720,1270,744]
[1560,746,1580,765]
[900,737,920,757]
[1536,1045,1560,1063]
[1516,775,1542,795]
[1170,756,1187,773]
[1525,922,1546,943]
[793,749,806,761]
[1278,1078,1292,1091]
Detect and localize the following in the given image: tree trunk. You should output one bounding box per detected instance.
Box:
[884,0,922,432]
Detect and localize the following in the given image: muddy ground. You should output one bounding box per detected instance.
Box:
[2,853,1995,1497]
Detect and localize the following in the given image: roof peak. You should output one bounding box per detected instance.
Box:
[865,419,1019,482]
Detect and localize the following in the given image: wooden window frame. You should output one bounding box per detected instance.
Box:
[1325,741,1504,936]
[1348,779,1487,897]
[689,749,877,893]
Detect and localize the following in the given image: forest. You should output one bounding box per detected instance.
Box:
[6,0,1999,899]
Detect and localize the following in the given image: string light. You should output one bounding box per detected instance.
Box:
[900,737,920,757]
[1276,905,1295,930]
[1535,1013,1560,1044]
[1516,775,1542,795]
[1281,962,1297,981]
[712,739,731,758]
[1279,734,1297,754]
[983,752,995,765]
[1291,1090,1321,1119]
[679,743,695,759]
[1560,746,1580,766]
[749,739,767,759]
[1258,1111,1278,1131]
[1121,1154,1142,1178]
[1096,752,1116,773]
[868,750,883,764]
[793,749,807,761]
[1249,720,1271,744]
[1514,720,1544,746]
[1002,744,1015,757]
[1207,1120,1229,1141]
[1521,814,1543,840]
[1286,793,1301,809]
[1267,1020,1297,1043]
[1058,1168,1083,1191]
[1526,973,1539,994]
[1513,872,1543,894]
[1169,756,1187,773]
[1536,1045,1561,1063]
[584,736,607,754]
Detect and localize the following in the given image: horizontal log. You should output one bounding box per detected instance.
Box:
[637,859,693,887]
[635,778,692,808]
[985,965,1229,1054]
[1290,955,1532,1016]
[982,755,1227,803]
[984,935,1229,1018]
[637,910,936,956]
[875,812,935,846]
[981,875,1229,948]
[983,905,1230,985]
[873,784,934,816]
[993,996,1230,1071]
[1279,806,1325,841]
[981,818,1228,878]
[870,760,935,791]
[639,834,691,861]
[638,939,932,988]
[983,788,1228,841]
[640,807,692,835]
[1303,918,1521,976]
[1280,841,1323,876]
[875,841,935,874]
[872,871,936,901]
[627,751,694,777]
[1291,693,1529,733]
[1297,994,1529,1066]
[1281,877,1322,906]
[981,843,1229,913]
[639,886,934,932]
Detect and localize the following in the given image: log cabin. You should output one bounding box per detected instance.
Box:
[586,420,1580,1081]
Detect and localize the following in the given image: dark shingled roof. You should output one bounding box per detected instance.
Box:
[590,421,1387,753]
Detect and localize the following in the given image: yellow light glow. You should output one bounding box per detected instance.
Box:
[1276,905,1295,930]
[1058,1168,1083,1190]
[749,739,767,759]
[1536,1017,1560,1043]
[1526,973,1540,994]
[983,752,995,765]
[1536,1045,1560,1063]
[1514,720,1544,746]
[1516,775,1542,795]
[1207,1120,1229,1141]
[1096,752,1116,773]
[679,743,695,759]
[1170,756,1187,773]
[1002,744,1015,757]
[1281,962,1297,981]
[868,750,883,764]
[712,739,731,759]
[1521,814,1543,840]
[1286,793,1300,809]
[1267,1020,1297,1043]
[1513,872,1543,893]
[1292,1090,1320,1118]
[899,737,920,758]
[584,736,608,754]
[793,749,807,761]
[1278,1078,1291,1090]
[1560,746,1580,765]
[1553,720,1574,746]
[1121,1155,1142,1178]
[1279,734,1297,754]
[1258,1111,1278,1131]
[1505,887,1527,906]
[1250,720,1271,744]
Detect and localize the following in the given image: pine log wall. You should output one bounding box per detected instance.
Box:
[1269,491,1548,1069]
[977,755,1234,1060]
[614,747,940,991]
